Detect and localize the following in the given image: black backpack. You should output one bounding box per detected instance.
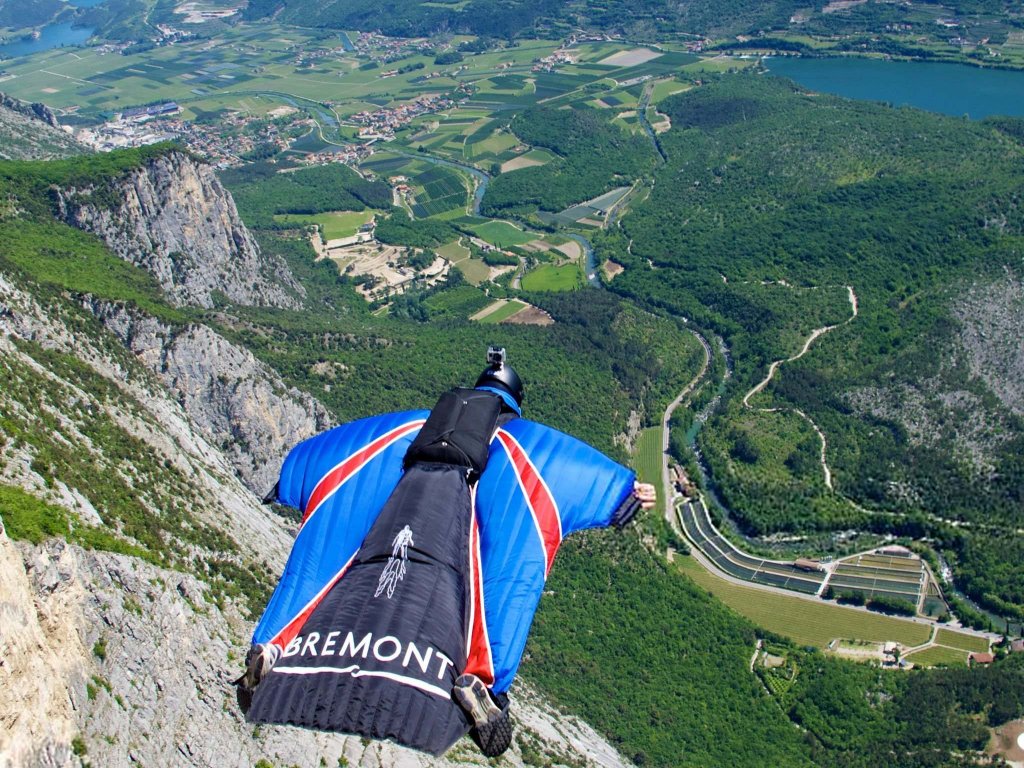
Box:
[403,388,503,479]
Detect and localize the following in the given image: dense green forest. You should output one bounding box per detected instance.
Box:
[222,162,391,230]
[241,0,800,39]
[481,106,657,218]
[602,73,1024,616]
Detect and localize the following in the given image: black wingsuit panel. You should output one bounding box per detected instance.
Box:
[247,463,475,754]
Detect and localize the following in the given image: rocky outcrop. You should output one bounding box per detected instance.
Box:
[953,268,1024,416]
[0,92,85,160]
[91,301,331,494]
[52,151,304,310]
[0,92,60,127]
[0,535,629,768]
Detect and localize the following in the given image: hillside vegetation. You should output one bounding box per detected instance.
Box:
[602,73,1024,618]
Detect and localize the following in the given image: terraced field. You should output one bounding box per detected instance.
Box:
[679,500,825,594]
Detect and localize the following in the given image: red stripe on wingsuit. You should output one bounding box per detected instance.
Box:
[464,503,495,684]
[302,419,425,525]
[270,551,357,651]
[496,429,562,576]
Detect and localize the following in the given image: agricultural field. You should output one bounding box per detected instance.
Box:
[436,239,471,262]
[903,645,968,667]
[632,426,664,515]
[468,220,535,248]
[422,285,491,318]
[475,300,527,323]
[520,263,584,291]
[453,257,491,285]
[273,209,375,240]
[675,555,932,648]
[934,628,990,653]
[650,79,692,103]
[408,166,470,217]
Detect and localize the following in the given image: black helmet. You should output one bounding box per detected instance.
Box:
[475,346,524,407]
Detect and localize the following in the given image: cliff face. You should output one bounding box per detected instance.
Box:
[1,535,629,768]
[0,91,85,160]
[90,302,331,495]
[53,151,304,310]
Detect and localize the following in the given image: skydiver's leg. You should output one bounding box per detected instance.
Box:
[453,674,513,757]
[234,642,280,713]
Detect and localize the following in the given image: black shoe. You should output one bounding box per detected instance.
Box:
[470,702,513,758]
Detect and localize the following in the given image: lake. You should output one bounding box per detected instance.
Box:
[0,22,94,60]
[766,56,1024,119]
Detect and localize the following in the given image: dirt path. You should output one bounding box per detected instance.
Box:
[742,286,858,490]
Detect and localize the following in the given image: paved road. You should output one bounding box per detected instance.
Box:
[660,330,711,534]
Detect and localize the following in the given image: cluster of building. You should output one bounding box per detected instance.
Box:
[350,86,471,140]
[73,106,317,166]
[532,49,578,72]
[298,144,372,167]
[349,31,434,64]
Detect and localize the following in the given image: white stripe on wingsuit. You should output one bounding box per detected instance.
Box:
[272,664,449,699]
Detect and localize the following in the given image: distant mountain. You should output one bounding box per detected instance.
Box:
[243,0,800,38]
[0,92,86,161]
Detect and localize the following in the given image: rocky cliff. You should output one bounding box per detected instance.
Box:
[0,91,85,161]
[1,533,628,768]
[52,151,304,310]
[89,302,331,494]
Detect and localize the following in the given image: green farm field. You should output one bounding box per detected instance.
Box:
[477,300,527,324]
[934,628,990,653]
[521,264,584,291]
[632,426,664,515]
[436,239,471,261]
[469,221,535,248]
[274,210,375,240]
[903,645,968,667]
[454,257,491,285]
[675,555,932,648]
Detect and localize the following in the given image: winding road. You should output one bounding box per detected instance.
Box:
[660,330,712,534]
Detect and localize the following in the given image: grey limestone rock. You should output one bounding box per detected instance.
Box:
[53,151,304,310]
[90,301,332,495]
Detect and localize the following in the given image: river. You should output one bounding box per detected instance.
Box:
[766,56,1024,119]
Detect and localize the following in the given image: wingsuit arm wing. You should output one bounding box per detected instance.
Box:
[251,410,427,648]
[469,419,638,692]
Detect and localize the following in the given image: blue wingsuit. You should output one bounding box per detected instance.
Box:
[246,387,639,755]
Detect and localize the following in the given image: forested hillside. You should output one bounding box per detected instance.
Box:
[242,0,798,38]
[603,73,1024,618]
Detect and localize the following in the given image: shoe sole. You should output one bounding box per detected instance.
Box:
[453,675,501,728]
